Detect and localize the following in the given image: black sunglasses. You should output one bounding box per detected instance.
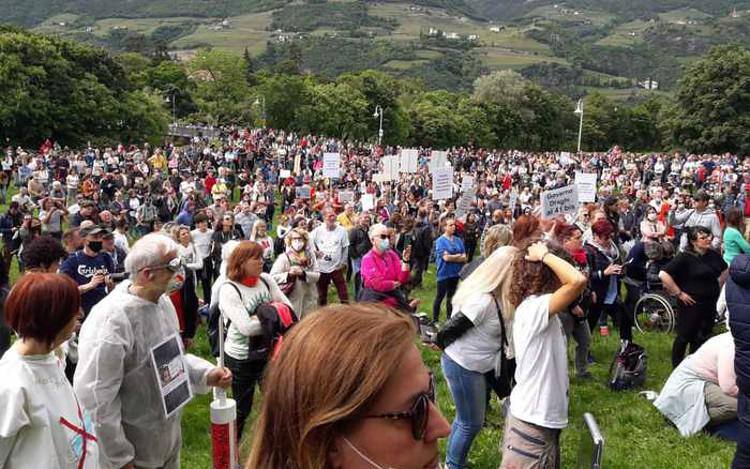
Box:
[377,234,389,239]
[363,373,436,440]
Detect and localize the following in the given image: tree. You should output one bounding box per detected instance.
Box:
[472,70,528,108]
[189,48,253,125]
[296,82,370,140]
[255,74,312,130]
[663,44,750,154]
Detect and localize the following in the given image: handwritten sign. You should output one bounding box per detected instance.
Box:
[574,172,598,203]
[541,185,579,219]
[456,192,474,218]
[432,167,454,200]
[400,149,419,173]
[295,186,311,199]
[339,191,354,204]
[323,153,340,178]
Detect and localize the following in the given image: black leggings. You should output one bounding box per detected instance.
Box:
[224,355,266,439]
[672,300,715,368]
[433,277,459,322]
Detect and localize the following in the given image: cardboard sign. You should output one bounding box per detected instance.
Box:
[430,151,448,173]
[295,186,311,199]
[383,155,400,181]
[574,172,598,203]
[559,151,573,166]
[361,193,375,211]
[322,152,340,178]
[279,169,291,178]
[541,185,579,219]
[456,192,474,218]
[432,167,454,200]
[400,149,419,173]
[461,175,474,193]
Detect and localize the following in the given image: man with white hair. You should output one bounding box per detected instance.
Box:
[74,233,232,469]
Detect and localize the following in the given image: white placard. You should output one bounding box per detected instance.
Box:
[339,191,354,204]
[509,189,519,210]
[430,151,448,173]
[295,186,311,199]
[461,175,474,193]
[400,149,419,173]
[559,151,573,166]
[383,155,400,181]
[361,193,375,211]
[456,192,474,218]
[150,334,193,419]
[574,172,598,203]
[541,185,579,219]
[294,153,301,174]
[279,169,291,178]
[432,167,454,200]
[323,152,340,178]
[372,173,388,184]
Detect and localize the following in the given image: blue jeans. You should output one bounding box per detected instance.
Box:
[732,394,750,468]
[442,353,487,469]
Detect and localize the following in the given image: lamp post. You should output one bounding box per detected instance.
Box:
[574,98,584,153]
[164,87,179,124]
[253,96,266,127]
[373,105,384,146]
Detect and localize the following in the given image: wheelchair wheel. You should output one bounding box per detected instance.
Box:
[634,293,675,334]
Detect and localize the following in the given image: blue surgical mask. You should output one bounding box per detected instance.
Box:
[379,238,390,251]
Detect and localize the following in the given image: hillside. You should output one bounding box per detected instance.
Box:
[4,0,750,96]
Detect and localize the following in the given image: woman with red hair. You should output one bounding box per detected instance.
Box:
[0,273,100,468]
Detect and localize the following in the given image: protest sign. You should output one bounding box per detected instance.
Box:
[150,334,193,418]
[456,192,474,218]
[430,151,448,173]
[361,193,375,211]
[323,152,340,178]
[559,151,573,166]
[400,149,419,173]
[575,172,598,203]
[509,189,518,210]
[279,169,291,178]
[372,173,388,184]
[383,155,400,181]
[432,167,454,200]
[461,175,474,193]
[293,153,301,174]
[295,186,311,199]
[541,185,579,219]
[339,191,354,204]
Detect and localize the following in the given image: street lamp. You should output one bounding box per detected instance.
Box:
[373,105,384,146]
[164,87,178,123]
[253,96,266,127]
[574,98,584,153]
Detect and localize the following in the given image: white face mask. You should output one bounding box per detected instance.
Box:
[291,240,305,251]
[342,437,444,469]
[647,213,657,222]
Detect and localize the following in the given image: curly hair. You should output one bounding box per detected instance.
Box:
[507,238,566,308]
[21,236,68,271]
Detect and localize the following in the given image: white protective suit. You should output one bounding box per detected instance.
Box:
[73,280,214,469]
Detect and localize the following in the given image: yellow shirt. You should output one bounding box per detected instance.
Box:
[337,212,355,230]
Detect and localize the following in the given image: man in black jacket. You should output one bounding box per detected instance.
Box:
[348,212,372,298]
[410,208,434,289]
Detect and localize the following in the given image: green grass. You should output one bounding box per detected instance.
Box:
[178,261,735,468]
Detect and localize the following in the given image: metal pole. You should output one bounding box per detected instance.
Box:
[576,102,584,153]
[378,111,383,146]
[172,94,176,123]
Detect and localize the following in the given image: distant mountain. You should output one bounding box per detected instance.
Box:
[3,0,750,96]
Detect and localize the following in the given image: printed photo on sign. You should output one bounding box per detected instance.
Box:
[150,334,193,418]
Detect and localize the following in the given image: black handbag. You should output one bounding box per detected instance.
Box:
[485,296,516,399]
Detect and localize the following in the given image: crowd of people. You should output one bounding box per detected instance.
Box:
[0,127,750,468]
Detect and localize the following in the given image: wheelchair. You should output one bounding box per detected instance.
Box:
[633,278,676,334]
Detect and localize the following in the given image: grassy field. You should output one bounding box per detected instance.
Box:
[178,260,735,468]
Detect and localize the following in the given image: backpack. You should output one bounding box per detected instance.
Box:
[608,341,647,391]
[207,278,298,359]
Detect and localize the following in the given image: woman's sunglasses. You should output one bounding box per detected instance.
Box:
[362,373,436,440]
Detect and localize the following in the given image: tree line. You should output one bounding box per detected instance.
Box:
[1,27,748,154]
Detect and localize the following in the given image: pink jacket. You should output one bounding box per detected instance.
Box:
[361,248,410,292]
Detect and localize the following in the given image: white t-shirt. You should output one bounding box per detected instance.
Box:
[444,293,503,373]
[310,225,349,273]
[191,228,214,259]
[509,294,569,429]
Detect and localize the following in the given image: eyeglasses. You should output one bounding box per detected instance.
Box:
[377,234,389,239]
[144,257,183,273]
[362,373,436,440]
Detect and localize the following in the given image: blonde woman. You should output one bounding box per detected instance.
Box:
[436,246,517,468]
[247,304,451,468]
[270,228,320,318]
[250,219,275,272]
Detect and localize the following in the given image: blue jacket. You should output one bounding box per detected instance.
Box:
[727,254,750,411]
